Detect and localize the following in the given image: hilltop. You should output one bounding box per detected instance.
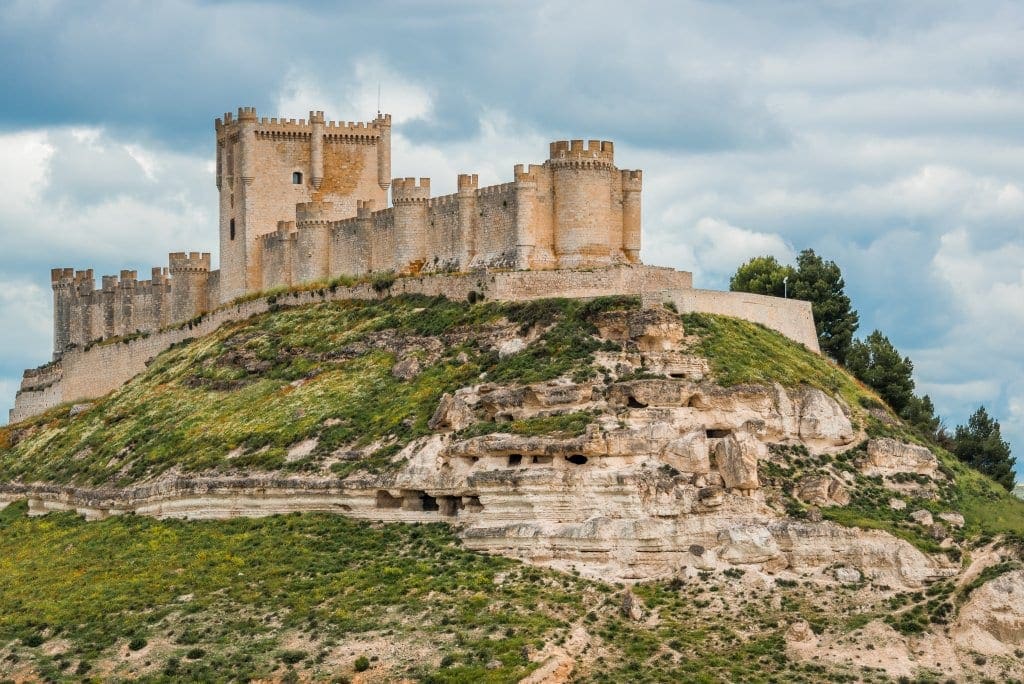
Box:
[2,293,1023,682]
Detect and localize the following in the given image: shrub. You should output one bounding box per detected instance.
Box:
[128,637,148,651]
[354,655,370,672]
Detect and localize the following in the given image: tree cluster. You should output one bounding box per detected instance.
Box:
[730,250,1017,490]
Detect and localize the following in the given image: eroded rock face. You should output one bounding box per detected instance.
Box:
[861,438,939,477]
[796,475,850,507]
[428,393,476,432]
[953,569,1024,655]
[714,433,762,491]
[795,388,855,447]
[594,308,685,352]
[718,525,780,564]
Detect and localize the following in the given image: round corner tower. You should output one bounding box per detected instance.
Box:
[546,140,616,268]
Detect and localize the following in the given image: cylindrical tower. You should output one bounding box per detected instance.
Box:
[117,270,137,336]
[101,275,118,338]
[548,139,615,268]
[513,169,536,270]
[376,113,392,190]
[456,174,478,269]
[237,107,257,186]
[621,169,642,264]
[295,201,333,283]
[50,268,74,357]
[310,110,325,190]
[391,177,431,275]
[356,200,376,272]
[169,252,211,323]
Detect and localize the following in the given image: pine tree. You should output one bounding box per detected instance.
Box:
[846,331,915,415]
[729,256,795,298]
[790,249,860,365]
[952,406,1017,491]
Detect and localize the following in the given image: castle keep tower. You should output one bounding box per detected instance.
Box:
[215,107,391,302]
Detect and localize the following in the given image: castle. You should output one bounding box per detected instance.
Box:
[11,106,820,423]
[50,109,644,356]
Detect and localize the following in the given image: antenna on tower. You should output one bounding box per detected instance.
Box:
[377,82,382,117]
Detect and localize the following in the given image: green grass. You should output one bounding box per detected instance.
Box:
[0,502,882,682]
[681,312,881,411]
[455,411,595,440]
[0,296,633,487]
[0,501,559,682]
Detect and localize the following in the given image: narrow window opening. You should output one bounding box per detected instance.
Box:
[566,454,588,465]
[229,218,236,241]
[292,171,303,184]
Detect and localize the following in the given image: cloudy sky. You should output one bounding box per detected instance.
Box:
[0,1,1021,479]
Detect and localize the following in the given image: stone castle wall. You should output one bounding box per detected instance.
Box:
[11,266,692,423]
[247,140,643,292]
[649,289,822,354]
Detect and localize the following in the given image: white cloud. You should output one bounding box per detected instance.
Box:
[645,216,794,290]
[0,131,53,213]
[0,377,19,427]
[0,279,51,353]
[275,57,432,126]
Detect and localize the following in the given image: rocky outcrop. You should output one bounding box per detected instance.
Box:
[714,433,763,492]
[796,474,850,507]
[953,569,1024,655]
[428,393,476,432]
[860,438,939,477]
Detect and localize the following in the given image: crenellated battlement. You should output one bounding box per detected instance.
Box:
[392,177,431,203]
[169,252,211,273]
[549,139,614,162]
[218,107,386,143]
[457,173,479,192]
[356,199,377,218]
[476,181,515,197]
[621,169,643,191]
[51,268,75,287]
[296,201,335,225]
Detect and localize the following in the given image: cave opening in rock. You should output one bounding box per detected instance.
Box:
[566,454,588,465]
[627,396,648,409]
[420,493,439,512]
[532,455,553,465]
[437,495,462,516]
[508,454,523,466]
[375,490,403,509]
[706,429,731,438]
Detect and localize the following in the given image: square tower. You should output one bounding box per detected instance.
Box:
[214,107,392,302]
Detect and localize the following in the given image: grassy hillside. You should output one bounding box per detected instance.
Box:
[0,295,625,486]
[0,500,896,683]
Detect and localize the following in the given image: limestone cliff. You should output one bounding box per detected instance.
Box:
[2,294,1023,682]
